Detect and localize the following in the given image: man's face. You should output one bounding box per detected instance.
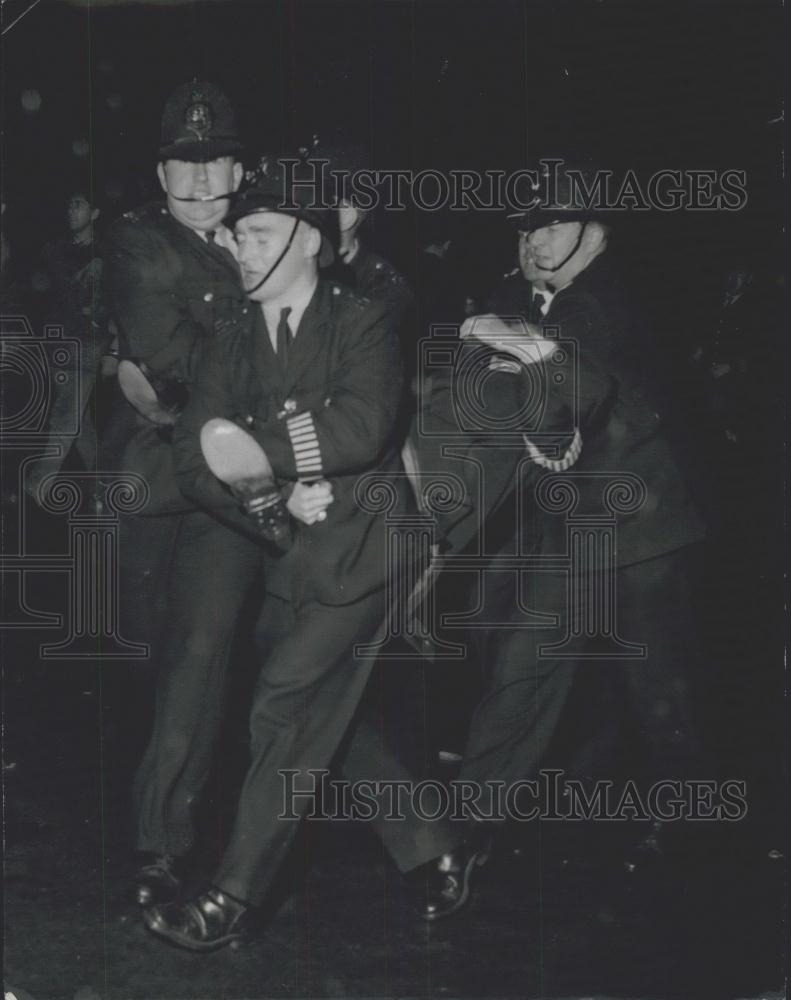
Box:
[522,221,583,271]
[517,231,549,285]
[234,211,319,302]
[337,202,359,234]
[67,196,95,235]
[726,269,751,297]
[520,220,602,289]
[157,156,243,231]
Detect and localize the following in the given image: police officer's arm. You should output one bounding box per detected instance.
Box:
[416,345,527,555]
[172,339,264,541]
[104,220,203,381]
[246,299,403,481]
[424,337,611,555]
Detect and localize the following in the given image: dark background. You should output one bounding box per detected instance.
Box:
[1,0,784,313]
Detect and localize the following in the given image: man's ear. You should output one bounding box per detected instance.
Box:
[302,224,322,259]
[232,161,243,192]
[584,222,607,254]
[90,207,100,222]
[156,162,168,194]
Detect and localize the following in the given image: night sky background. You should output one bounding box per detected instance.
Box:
[1,0,784,320]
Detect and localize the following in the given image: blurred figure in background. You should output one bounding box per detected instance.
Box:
[25,188,113,499]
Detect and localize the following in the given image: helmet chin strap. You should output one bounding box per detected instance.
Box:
[169,192,235,202]
[535,220,588,276]
[243,216,301,298]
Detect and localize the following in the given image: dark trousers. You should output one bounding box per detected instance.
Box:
[458,546,702,790]
[214,592,459,906]
[133,510,262,856]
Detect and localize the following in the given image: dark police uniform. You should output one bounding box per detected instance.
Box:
[102,81,264,862]
[330,243,417,374]
[172,278,459,904]
[345,245,412,315]
[104,200,263,856]
[437,249,707,796]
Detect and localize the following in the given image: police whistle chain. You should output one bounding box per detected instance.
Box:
[200,418,293,549]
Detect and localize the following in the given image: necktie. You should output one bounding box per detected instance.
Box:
[529,292,546,324]
[205,229,216,244]
[276,306,293,370]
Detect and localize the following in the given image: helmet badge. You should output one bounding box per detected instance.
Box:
[184,94,213,138]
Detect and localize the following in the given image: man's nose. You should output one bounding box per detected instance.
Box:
[236,240,254,264]
[193,162,209,183]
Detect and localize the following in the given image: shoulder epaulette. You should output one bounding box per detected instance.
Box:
[373,259,406,286]
[332,283,372,310]
[119,202,168,226]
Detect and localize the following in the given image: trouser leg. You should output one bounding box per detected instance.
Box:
[214,592,386,906]
[339,708,461,873]
[457,549,705,799]
[456,568,577,794]
[133,511,261,856]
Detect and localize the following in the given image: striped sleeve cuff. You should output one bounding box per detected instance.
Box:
[287,411,323,479]
[523,427,582,472]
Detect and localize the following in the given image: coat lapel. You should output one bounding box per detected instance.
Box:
[247,307,282,392]
[167,214,241,281]
[283,281,331,394]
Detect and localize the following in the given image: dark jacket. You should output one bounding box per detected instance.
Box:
[104,202,247,511]
[41,235,107,346]
[328,244,417,373]
[525,251,705,567]
[424,251,705,567]
[172,278,409,606]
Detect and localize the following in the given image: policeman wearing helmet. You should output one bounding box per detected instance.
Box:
[157,80,244,234]
[419,156,707,902]
[104,82,263,914]
[142,157,462,951]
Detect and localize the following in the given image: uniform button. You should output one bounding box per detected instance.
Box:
[332,286,340,295]
[284,399,297,413]
[203,292,214,302]
[244,415,254,426]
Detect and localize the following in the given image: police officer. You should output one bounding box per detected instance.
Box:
[103,81,262,905]
[415,159,708,910]
[144,160,462,951]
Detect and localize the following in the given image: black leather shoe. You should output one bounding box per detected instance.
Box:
[417,833,492,921]
[133,853,182,908]
[145,886,248,952]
